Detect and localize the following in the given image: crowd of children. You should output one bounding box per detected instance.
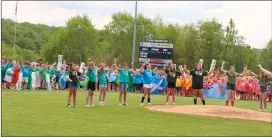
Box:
[1,56,271,110]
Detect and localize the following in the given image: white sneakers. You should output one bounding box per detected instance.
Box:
[140,103,152,105]
[166,102,175,105]
[67,104,77,108]
[259,109,267,112]
[85,104,95,107]
[99,102,105,106]
[119,103,122,106]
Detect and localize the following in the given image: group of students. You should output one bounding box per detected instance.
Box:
[1,57,65,90]
[2,56,272,111]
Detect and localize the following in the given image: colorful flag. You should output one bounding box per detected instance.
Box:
[78,75,89,87]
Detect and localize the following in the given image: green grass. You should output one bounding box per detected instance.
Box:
[2,90,272,136]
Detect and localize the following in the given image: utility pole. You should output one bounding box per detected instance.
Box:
[131,0,137,69]
[13,1,18,59]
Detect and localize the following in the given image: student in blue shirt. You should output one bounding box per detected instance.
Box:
[107,68,116,92]
[21,62,32,90]
[132,69,143,94]
[140,63,155,105]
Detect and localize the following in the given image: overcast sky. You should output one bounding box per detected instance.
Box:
[2,1,271,49]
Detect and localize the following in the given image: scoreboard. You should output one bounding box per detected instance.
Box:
[138,39,173,66]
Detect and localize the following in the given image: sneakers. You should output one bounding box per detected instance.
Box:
[148,103,151,105]
[74,104,78,108]
[173,102,175,105]
[119,103,122,106]
[140,103,143,105]
[91,104,95,107]
[166,102,169,105]
[67,104,71,108]
[85,104,91,107]
[259,109,263,111]
[123,103,128,106]
[263,109,267,112]
[100,102,104,106]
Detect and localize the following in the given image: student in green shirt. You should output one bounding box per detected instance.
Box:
[85,61,97,107]
[251,71,269,112]
[221,62,246,107]
[98,63,108,106]
[41,64,50,90]
[114,63,133,106]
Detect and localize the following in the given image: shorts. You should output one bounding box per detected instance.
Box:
[260,86,266,93]
[55,76,60,82]
[168,82,176,88]
[133,83,141,91]
[87,81,96,91]
[99,84,107,89]
[192,84,203,90]
[120,82,128,91]
[140,83,143,88]
[69,82,78,88]
[143,84,153,88]
[22,77,28,83]
[227,83,235,90]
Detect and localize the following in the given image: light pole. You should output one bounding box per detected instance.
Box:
[13,1,18,59]
[131,0,138,70]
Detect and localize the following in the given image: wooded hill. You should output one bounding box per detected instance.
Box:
[1,12,271,72]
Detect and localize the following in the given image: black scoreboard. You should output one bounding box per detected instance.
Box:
[138,39,173,66]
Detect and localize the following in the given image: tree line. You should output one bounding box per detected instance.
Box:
[1,12,271,72]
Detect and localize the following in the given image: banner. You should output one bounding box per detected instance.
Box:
[199,59,203,69]
[204,83,227,99]
[209,59,217,72]
[151,76,166,94]
[59,72,67,88]
[57,55,63,71]
[149,75,228,99]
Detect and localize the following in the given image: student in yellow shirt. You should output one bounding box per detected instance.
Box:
[176,76,182,96]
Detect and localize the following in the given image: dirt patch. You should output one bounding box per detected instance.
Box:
[145,105,272,122]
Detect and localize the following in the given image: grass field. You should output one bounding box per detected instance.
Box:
[2,90,272,136]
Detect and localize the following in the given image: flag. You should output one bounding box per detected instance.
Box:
[78,75,89,87]
[15,1,18,15]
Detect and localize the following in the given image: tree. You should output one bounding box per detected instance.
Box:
[198,19,224,70]
[261,40,272,70]
[40,15,98,63]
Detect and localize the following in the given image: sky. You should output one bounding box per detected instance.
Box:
[2,1,272,49]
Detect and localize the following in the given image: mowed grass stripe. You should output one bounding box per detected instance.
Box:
[2,90,272,136]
